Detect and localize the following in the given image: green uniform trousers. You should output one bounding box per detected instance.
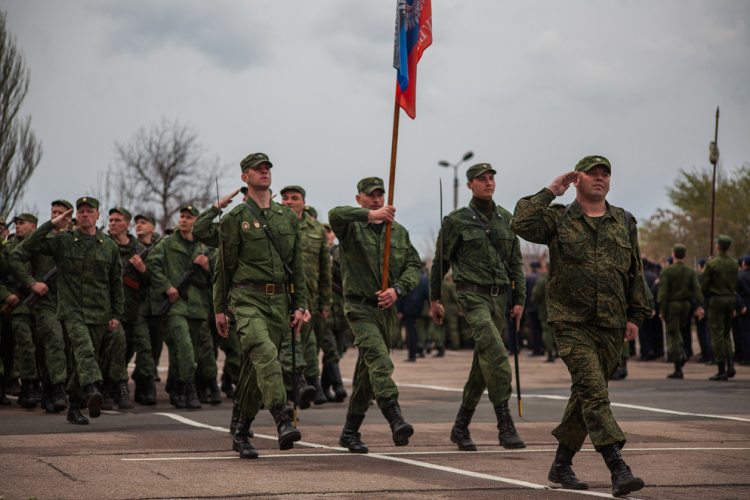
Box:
[443,308,461,350]
[316,316,340,366]
[35,308,67,385]
[63,318,106,398]
[139,315,165,374]
[101,323,128,385]
[664,300,691,364]
[164,316,214,384]
[126,319,156,379]
[708,295,735,363]
[456,291,513,409]
[280,322,311,391]
[218,311,242,385]
[552,322,627,452]
[11,314,39,381]
[345,303,399,415]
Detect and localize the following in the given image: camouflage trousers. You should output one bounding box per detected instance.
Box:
[137,315,165,374]
[165,316,215,384]
[11,314,39,381]
[664,300,691,364]
[316,316,340,366]
[456,291,513,409]
[552,322,627,452]
[708,295,736,363]
[345,303,399,415]
[63,317,106,399]
[35,308,67,385]
[212,311,242,384]
[126,319,156,379]
[443,308,460,349]
[232,291,288,419]
[542,321,557,354]
[101,324,129,385]
[280,318,317,387]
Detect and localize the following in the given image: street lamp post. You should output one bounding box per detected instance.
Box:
[438,151,474,211]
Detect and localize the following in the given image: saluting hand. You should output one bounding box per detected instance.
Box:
[547,171,578,197]
[215,189,241,209]
[368,205,396,223]
[51,208,74,230]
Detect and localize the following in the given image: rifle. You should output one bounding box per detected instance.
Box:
[156,247,214,316]
[0,216,17,235]
[22,266,58,311]
[121,236,162,289]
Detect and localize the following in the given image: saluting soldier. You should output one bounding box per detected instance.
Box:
[329,176,420,454]
[214,152,308,459]
[20,197,124,424]
[429,163,526,453]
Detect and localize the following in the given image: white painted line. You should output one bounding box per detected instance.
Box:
[124,453,353,461]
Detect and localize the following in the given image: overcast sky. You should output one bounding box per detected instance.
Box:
[5,0,750,252]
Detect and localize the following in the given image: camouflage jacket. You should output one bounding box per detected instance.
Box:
[511,188,651,329]
[20,221,124,324]
[7,232,59,313]
[328,206,420,301]
[134,233,162,317]
[192,205,220,248]
[0,243,13,303]
[213,197,308,313]
[657,261,704,311]
[531,272,548,323]
[3,237,33,316]
[111,233,146,324]
[441,277,459,313]
[146,231,212,319]
[701,253,738,298]
[299,212,332,314]
[429,198,526,305]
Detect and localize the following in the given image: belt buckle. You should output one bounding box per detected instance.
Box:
[265,284,275,295]
[490,285,500,297]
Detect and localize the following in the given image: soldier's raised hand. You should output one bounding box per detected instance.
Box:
[547,171,578,197]
[51,208,74,230]
[215,189,241,210]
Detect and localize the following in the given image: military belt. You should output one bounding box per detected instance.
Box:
[454,282,506,296]
[345,295,380,308]
[234,283,290,295]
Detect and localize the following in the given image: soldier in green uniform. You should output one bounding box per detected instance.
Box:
[330,176,420,454]
[701,235,738,381]
[214,152,307,458]
[657,244,704,379]
[147,205,215,409]
[440,274,461,350]
[0,234,14,406]
[531,263,558,362]
[7,201,72,413]
[429,163,526,453]
[511,156,651,497]
[321,222,348,401]
[279,186,332,406]
[21,197,124,424]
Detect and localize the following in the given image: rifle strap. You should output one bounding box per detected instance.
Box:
[242,201,294,277]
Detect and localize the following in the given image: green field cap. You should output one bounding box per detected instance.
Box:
[280,185,306,198]
[575,155,611,173]
[109,207,132,221]
[16,213,38,225]
[51,199,74,210]
[76,197,100,210]
[357,177,385,194]
[180,205,200,217]
[304,206,317,219]
[134,214,156,226]
[466,163,496,181]
[240,152,273,171]
[716,234,732,251]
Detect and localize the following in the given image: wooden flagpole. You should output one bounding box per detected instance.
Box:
[381,95,401,292]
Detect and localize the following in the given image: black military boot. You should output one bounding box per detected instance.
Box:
[380,399,414,446]
[170,381,187,409]
[99,383,113,411]
[33,380,42,405]
[494,401,526,449]
[320,365,336,402]
[208,379,222,405]
[600,443,644,497]
[619,359,628,379]
[232,414,259,459]
[113,380,135,410]
[67,397,89,425]
[727,358,736,378]
[40,381,52,412]
[709,362,728,381]
[220,372,234,399]
[143,377,157,406]
[83,383,103,418]
[667,361,684,379]
[230,400,241,435]
[0,379,11,406]
[18,379,37,409]
[296,372,315,410]
[450,405,477,451]
[51,382,68,412]
[609,363,623,381]
[339,411,369,453]
[545,351,555,363]
[327,362,347,403]
[184,382,202,409]
[307,376,327,406]
[195,379,209,404]
[433,346,445,357]
[269,403,302,450]
[133,377,144,405]
[548,444,589,490]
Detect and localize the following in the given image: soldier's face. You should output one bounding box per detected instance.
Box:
[325,227,335,246]
[574,166,610,202]
[14,219,36,239]
[467,172,495,200]
[135,219,155,239]
[242,163,272,190]
[50,205,68,220]
[77,205,99,231]
[179,211,196,232]
[108,213,130,237]
[356,189,385,210]
[281,191,305,217]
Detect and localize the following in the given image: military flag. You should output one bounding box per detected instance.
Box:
[394,0,433,119]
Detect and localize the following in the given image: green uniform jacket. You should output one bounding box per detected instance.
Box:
[146,231,212,319]
[531,272,548,323]
[511,188,651,329]
[3,238,33,316]
[20,221,124,324]
[132,233,161,317]
[192,205,221,248]
[7,232,59,312]
[213,197,308,313]
[0,243,13,303]
[657,261,704,312]
[112,233,146,324]
[328,206,420,300]
[299,212,332,314]
[429,199,526,304]
[700,254,738,298]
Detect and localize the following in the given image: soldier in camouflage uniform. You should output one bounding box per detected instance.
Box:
[330,176,420,454]
[429,163,526,453]
[702,235,739,380]
[511,156,651,497]
[321,222,349,401]
[531,263,558,363]
[7,202,72,413]
[214,152,307,458]
[21,197,124,424]
[657,244,704,379]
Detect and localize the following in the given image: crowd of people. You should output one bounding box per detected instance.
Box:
[1,152,748,497]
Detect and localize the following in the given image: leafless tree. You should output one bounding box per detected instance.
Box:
[0,11,43,219]
[113,118,224,231]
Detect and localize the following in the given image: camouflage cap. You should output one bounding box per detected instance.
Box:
[51,199,73,210]
[108,206,132,221]
[76,197,100,210]
[672,243,687,259]
[180,205,200,217]
[466,163,497,181]
[16,213,38,225]
[240,152,273,171]
[716,234,732,251]
[357,177,385,194]
[134,213,156,226]
[575,155,611,173]
[304,206,317,219]
[280,185,306,198]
